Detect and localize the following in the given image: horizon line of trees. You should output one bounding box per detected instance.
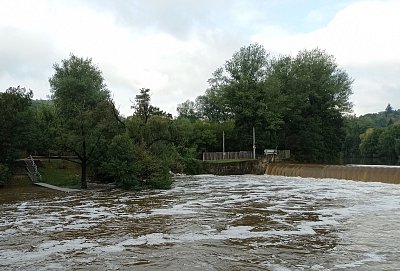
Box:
[1,44,399,188]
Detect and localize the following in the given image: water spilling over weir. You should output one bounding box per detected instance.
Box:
[1,175,400,270]
[266,163,400,184]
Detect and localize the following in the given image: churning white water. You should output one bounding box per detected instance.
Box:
[1,175,399,270]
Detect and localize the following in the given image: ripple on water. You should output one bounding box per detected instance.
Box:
[1,174,400,270]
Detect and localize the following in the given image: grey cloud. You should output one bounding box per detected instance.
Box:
[0,27,56,78]
[79,0,276,39]
[0,26,58,96]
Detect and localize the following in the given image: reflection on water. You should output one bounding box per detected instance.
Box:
[1,175,400,270]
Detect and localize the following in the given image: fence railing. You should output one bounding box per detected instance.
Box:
[203,150,290,161]
[24,155,42,183]
[203,151,253,161]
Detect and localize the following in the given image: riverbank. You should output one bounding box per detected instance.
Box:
[7,159,92,190]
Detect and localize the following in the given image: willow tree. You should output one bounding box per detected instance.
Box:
[49,55,118,189]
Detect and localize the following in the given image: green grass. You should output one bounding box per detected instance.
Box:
[204,159,255,164]
[39,160,81,188]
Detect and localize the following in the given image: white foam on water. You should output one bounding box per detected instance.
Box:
[264,263,292,271]
[17,202,28,210]
[151,204,196,216]
[334,252,386,268]
[2,174,400,270]
[0,238,97,265]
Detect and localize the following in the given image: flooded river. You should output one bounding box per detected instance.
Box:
[1,175,400,270]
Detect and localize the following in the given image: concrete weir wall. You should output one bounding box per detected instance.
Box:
[203,160,265,175]
[265,163,400,184]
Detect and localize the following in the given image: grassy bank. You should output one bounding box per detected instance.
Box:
[39,159,81,188]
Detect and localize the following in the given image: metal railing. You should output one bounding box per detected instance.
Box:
[25,155,42,183]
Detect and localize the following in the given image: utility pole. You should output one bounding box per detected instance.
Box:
[222,130,225,159]
[253,126,256,159]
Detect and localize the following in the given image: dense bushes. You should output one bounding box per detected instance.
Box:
[93,134,173,190]
[0,164,11,186]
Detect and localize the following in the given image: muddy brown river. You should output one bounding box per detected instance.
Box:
[1,175,399,270]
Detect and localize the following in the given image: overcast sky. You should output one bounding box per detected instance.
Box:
[1,0,399,116]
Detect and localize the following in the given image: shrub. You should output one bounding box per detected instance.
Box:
[0,164,11,186]
[183,158,204,175]
[93,134,173,190]
[92,134,136,183]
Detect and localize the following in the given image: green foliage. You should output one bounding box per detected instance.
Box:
[177,100,199,121]
[133,146,172,189]
[222,44,279,126]
[132,88,172,123]
[0,86,33,164]
[272,48,353,162]
[90,132,174,190]
[358,125,400,164]
[49,54,120,189]
[0,164,11,186]
[29,100,59,155]
[94,133,136,183]
[182,158,204,175]
[94,89,175,190]
[182,45,353,163]
[377,126,400,161]
[385,103,394,115]
[359,128,383,158]
[196,44,285,152]
[196,89,232,122]
[344,104,400,164]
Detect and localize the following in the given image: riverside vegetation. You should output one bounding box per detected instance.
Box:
[1,43,398,189]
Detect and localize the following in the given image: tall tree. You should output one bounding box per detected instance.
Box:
[223,44,285,131]
[203,43,286,150]
[132,88,171,124]
[49,55,118,189]
[0,86,33,164]
[272,49,353,162]
[177,99,199,121]
[30,100,59,155]
[385,103,394,116]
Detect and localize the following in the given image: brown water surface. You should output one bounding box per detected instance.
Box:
[1,175,399,270]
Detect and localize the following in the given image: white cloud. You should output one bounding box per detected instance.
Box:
[253,0,400,115]
[0,0,399,116]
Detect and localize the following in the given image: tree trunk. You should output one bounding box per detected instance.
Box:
[81,139,88,189]
[81,158,87,189]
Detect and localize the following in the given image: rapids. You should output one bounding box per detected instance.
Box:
[1,175,399,270]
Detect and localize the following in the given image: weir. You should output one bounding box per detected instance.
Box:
[265,163,400,184]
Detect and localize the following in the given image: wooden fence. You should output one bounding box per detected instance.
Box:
[203,150,290,161]
[203,151,253,161]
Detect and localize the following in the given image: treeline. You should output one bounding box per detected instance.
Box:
[0,56,203,189]
[0,55,238,189]
[344,104,400,164]
[1,44,397,187]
